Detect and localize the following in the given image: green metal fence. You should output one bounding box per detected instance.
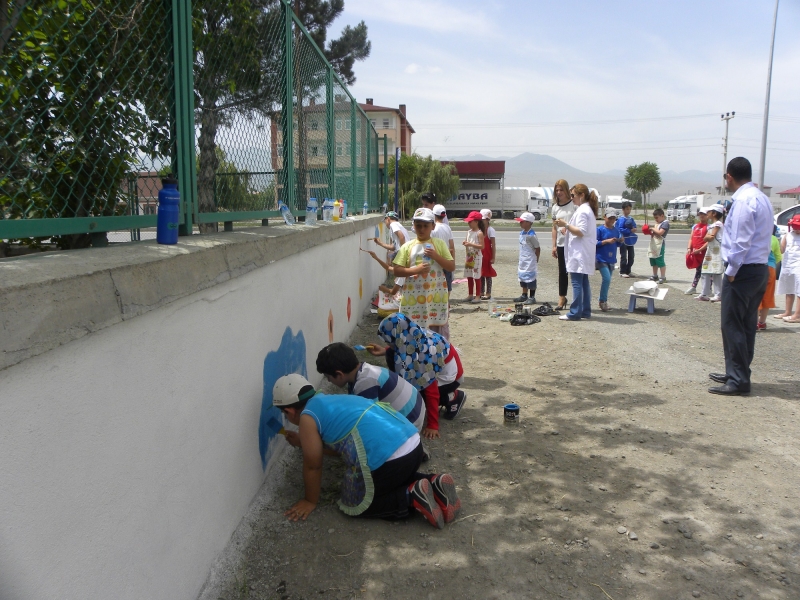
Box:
[0,0,385,244]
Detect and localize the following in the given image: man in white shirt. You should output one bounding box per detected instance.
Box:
[708,157,773,396]
[431,204,455,292]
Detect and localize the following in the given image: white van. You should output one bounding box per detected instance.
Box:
[775,204,800,237]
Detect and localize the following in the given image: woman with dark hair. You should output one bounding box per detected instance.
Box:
[554,184,598,321]
[551,179,574,309]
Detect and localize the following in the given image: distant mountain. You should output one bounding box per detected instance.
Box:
[439,152,800,202]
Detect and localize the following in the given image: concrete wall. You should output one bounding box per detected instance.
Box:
[0,217,385,600]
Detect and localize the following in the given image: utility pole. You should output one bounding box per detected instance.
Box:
[721,112,735,195]
[759,0,780,191]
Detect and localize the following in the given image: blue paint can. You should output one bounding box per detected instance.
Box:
[504,403,520,422]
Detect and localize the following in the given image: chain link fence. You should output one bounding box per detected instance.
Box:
[0,0,385,248]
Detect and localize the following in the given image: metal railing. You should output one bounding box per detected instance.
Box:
[0,0,386,244]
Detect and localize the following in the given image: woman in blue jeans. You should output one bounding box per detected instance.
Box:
[554,184,598,321]
[596,208,623,311]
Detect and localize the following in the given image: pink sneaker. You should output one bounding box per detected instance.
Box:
[696,295,710,302]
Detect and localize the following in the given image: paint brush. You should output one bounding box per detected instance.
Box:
[264,412,287,436]
[353,344,375,351]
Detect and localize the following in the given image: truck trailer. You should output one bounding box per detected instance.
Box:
[444,188,528,219]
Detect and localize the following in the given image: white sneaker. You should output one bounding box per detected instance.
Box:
[621,273,630,278]
[684,287,696,295]
[709,295,721,303]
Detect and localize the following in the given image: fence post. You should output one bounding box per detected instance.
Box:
[171,0,198,236]
[326,67,335,201]
[350,99,357,208]
[365,127,371,210]
[383,135,388,209]
[282,0,296,212]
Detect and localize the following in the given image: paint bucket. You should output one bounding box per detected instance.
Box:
[503,403,520,423]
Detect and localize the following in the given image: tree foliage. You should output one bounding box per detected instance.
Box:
[1,0,172,248]
[624,162,662,219]
[387,154,460,217]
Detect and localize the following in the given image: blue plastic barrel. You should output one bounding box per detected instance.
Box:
[156,176,180,244]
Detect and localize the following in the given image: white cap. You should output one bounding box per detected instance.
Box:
[514,212,536,223]
[480,209,492,219]
[697,206,710,214]
[412,207,435,222]
[272,374,315,407]
[708,204,726,214]
[604,207,618,218]
[432,204,447,216]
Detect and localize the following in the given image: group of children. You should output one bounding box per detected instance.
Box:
[684,204,728,302]
[276,311,466,530]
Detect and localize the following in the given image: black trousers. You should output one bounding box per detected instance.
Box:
[358,442,429,520]
[620,245,635,275]
[557,246,568,297]
[720,264,769,391]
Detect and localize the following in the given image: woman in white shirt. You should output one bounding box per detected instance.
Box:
[550,179,575,309]
[554,184,598,321]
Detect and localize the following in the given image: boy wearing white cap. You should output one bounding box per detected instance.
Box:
[479,209,497,299]
[392,207,455,332]
[274,374,461,528]
[513,212,541,304]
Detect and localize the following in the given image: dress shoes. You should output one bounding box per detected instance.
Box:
[708,383,749,396]
[708,372,729,384]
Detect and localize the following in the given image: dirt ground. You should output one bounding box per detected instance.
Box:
[207,245,800,600]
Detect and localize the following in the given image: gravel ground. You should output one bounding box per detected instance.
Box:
[205,242,800,600]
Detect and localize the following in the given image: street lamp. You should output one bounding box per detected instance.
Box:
[721,112,735,195]
[759,0,780,191]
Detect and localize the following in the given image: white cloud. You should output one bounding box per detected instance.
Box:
[404,63,420,74]
[345,0,495,35]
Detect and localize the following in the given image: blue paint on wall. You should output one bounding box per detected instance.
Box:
[258,327,307,470]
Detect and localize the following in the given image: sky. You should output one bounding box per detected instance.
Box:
[331,0,800,178]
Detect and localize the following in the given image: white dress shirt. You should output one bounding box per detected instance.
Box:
[720,182,773,277]
[564,203,597,275]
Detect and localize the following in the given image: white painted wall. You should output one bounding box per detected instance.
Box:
[0,223,385,600]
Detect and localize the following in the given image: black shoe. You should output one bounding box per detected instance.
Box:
[708,372,729,384]
[523,297,536,305]
[708,383,749,396]
[442,390,466,420]
[512,295,528,303]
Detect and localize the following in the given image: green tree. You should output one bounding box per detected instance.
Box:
[621,190,643,204]
[1,0,172,248]
[624,162,662,222]
[387,153,459,217]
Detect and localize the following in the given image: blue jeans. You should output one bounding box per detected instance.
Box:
[567,273,592,320]
[598,264,612,302]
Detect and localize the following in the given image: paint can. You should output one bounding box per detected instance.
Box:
[503,403,520,423]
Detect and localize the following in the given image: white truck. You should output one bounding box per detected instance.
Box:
[666,194,720,221]
[506,186,553,220]
[605,195,624,211]
[445,188,528,219]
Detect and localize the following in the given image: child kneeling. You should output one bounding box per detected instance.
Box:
[276,374,461,528]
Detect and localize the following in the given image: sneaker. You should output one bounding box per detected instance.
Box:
[756,321,767,331]
[620,273,630,278]
[512,295,528,302]
[649,275,659,281]
[408,479,443,529]
[684,287,696,295]
[658,277,667,284]
[430,474,461,524]
[709,294,721,303]
[599,301,610,312]
[523,297,536,305]
[696,295,710,301]
[443,390,466,420]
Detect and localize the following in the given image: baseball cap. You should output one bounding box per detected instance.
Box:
[708,204,726,214]
[412,207,435,222]
[697,206,710,214]
[514,212,536,223]
[464,210,483,222]
[480,209,492,219]
[272,374,316,407]
[385,210,400,220]
[432,204,447,216]
[604,208,618,218]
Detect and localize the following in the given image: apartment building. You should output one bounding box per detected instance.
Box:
[359,99,414,166]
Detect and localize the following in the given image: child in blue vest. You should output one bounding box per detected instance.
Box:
[275,374,462,528]
[596,208,623,311]
[513,212,541,304]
